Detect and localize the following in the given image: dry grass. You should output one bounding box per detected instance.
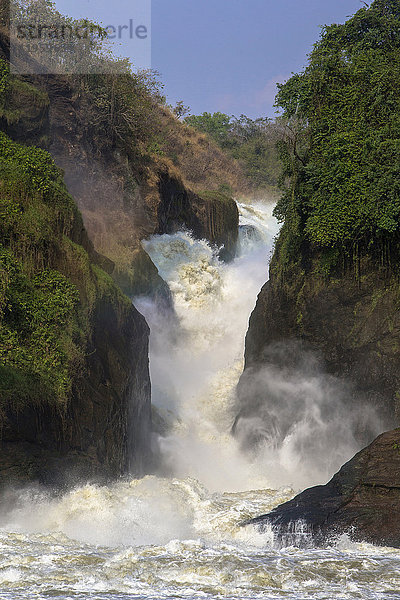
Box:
[154,106,251,196]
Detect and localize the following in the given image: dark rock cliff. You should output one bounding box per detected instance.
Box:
[1,290,151,487]
[239,234,400,431]
[236,230,400,546]
[155,174,239,261]
[246,428,400,548]
[0,113,152,487]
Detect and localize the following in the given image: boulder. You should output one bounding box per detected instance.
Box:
[245,428,400,548]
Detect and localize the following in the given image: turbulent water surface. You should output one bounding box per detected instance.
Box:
[0,201,398,600]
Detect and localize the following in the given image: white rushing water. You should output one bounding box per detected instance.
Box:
[137,201,281,493]
[0,200,397,600]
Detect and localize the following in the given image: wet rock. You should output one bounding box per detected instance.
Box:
[240,244,400,430]
[113,245,173,311]
[238,224,263,247]
[245,428,400,548]
[156,173,239,262]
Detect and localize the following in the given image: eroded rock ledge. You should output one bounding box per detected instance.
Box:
[246,428,400,548]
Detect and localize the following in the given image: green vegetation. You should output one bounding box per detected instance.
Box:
[0,253,81,404]
[185,112,233,146]
[0,60,8,97]
[81,70,164,160]
[185,112,281,189]
[0,128,82,405]
[9,1,165,158]
[0,130,61,195]
[0,57,50,147]
[0,122,128,408]
[274,0,400,270]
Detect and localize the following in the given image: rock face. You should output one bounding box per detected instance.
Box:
[51,140,239,266]
[113,245,172,308]
[246,428,400,548]
[0,295,151,487]
[0,109,152,486]
[241,240,400,427]
[156,175,239,261]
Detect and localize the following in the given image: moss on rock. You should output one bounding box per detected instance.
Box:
[0,60,49,146]
[0,129,151,484]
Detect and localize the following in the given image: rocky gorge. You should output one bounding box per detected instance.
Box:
[2,0,400,557]
[0,25,239,486]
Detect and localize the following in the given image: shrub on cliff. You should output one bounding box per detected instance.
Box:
[0,128,132,408]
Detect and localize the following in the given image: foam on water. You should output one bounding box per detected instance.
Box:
[2,474,400,600]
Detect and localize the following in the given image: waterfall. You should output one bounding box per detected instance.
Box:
[136,199,382,491]
[134,201,279,492]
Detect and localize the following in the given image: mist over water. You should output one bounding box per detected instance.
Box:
[234,342,384,489]
[0,199,395,600]
[137,201,382,491]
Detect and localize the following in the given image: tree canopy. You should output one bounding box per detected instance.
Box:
[274,0,400,254]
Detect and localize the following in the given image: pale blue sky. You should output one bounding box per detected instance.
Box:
[54,0,363,118]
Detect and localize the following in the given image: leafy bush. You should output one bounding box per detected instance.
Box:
[0,131,61,195]
[0,249,81,403]
[0,60,9,97]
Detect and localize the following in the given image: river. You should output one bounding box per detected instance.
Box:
[0,201,398,600]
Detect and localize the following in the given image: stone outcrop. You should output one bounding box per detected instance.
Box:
[238,227,400,548]
[155,174,239,261]
[0,292,151,487]
[113,245,172,306]
[239,239,400,432]
[246,428,400,548]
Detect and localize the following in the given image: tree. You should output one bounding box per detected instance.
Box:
[274,0,400,256]
[185,111,232,147]
[172,100,190,119]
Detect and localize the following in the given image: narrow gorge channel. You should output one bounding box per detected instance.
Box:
[0,201,398,600]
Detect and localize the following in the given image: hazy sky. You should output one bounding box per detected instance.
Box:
[54,0,363,118]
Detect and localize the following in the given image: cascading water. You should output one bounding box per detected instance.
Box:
[136,201,380,491]
[0,200,397,600]
[135,201,281,492]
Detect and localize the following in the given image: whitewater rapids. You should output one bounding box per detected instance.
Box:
[0,200,397,600]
